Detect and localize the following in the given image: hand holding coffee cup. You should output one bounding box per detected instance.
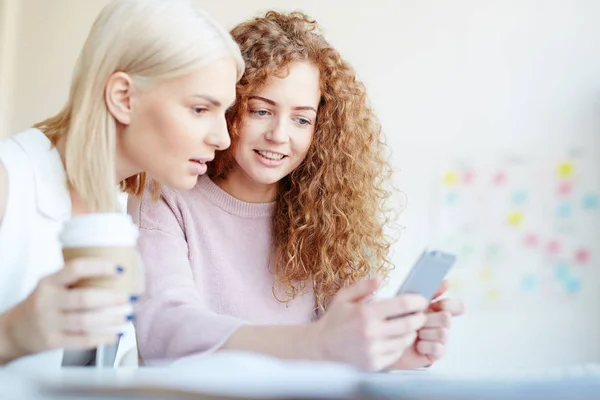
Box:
[60,213,144,338]
[0,258,134,361]
[0,213,144,361]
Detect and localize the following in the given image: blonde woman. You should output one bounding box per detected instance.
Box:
[0,0,243,368]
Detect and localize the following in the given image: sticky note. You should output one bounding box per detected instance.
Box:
[507,211,524,226]
[558,181,573,196]
[521,275,538,291]
[564,278,581,294]
[575,248,590,264]
[486,243,501,259]
[547,240,561,255]
[557,202,573,218]
[524,233,539,247]
[462,244,474,257]
[445,191,458,205]
[462,171,475,184]
[557,161,574,179]
[554,263,570,280]
[449,278,463,292]
[582,193,598,210]
[479,266,493,282]
[493,172,506,185]
[443,171,459,187]
[512,190,527,205]
[485,289,500,302]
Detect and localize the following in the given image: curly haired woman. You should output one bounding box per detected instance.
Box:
[128,11,464,371]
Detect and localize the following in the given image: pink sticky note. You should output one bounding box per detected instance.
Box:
[547,240,561,254]
[575,248,590,264]
[493,172,506,185]
[524,233,539,247]
[463,171,475,184]
[558,181,573,196]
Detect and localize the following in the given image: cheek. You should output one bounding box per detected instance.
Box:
[160,117,197,153]
[233,136,253,168]
[295,131,315,159]
[236,120,262,149]
[144,104,197,154]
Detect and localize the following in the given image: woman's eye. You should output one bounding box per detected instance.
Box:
[193,107,209,115]
[295,117,312,126]
[250,109,269,117]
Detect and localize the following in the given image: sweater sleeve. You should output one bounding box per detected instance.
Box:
[128,187,245,364]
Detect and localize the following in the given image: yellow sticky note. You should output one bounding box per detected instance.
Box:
[449,278,463,292]
[479,266,493,282]
[557,161,574,179]
[443,171,459,187]
[485,289,500,302]
[507,211,524,226]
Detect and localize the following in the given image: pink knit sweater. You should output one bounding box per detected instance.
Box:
[128,175,317,363]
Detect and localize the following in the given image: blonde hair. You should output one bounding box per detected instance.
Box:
[35,0,244,212]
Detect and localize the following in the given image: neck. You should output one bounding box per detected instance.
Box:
[114,133,142,182]
[216,165,279,203]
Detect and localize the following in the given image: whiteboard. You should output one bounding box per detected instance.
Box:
[432,147,600,313]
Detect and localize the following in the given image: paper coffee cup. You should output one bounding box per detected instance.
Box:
[59,213,144,295]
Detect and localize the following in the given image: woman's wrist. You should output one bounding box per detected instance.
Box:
[302,320,326,362]
[222,322,328,362]
[0,306,27,365]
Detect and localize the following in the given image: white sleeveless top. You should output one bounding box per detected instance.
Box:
[0,128,135,369]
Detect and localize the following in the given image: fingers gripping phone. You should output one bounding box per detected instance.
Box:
[396,249,456,301]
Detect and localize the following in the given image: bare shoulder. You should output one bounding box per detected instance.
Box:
[0,161,7,226]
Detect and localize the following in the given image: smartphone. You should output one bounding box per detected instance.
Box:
[396,249,457,301]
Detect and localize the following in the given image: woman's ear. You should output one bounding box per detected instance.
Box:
[105,71,134,125]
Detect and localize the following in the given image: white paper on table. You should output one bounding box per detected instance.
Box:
[38,351,362,399]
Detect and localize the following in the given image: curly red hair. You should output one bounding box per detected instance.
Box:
[210,11,399,311]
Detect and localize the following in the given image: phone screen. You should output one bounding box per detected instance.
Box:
[396,250,456,301]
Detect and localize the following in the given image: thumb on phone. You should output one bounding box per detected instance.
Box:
[432,279,449,300]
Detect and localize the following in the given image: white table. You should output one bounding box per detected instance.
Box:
[3,356,600,400]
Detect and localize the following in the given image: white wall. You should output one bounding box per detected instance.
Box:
[2,0,111,136]
[0,0,20,138]
[2,0,600,371]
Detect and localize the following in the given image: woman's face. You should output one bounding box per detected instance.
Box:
[120,56,237,190]
[233,61,321,186]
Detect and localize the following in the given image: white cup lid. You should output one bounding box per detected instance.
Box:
[60,213,139,248]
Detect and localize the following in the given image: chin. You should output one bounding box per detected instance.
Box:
[162,174,200,191]
[248,170,285,185]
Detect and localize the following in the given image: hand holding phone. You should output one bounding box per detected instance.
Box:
[396,249,456,301]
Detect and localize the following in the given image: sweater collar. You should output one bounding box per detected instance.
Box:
[196,175,275,219]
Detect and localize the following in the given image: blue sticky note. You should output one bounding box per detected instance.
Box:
[557,202,573,218]
[554,263,570,280]
[512,190,527,205]
[582,193,598,210]
[445,191,458,205]
[564,277,581,294]
[521,275,537,291]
